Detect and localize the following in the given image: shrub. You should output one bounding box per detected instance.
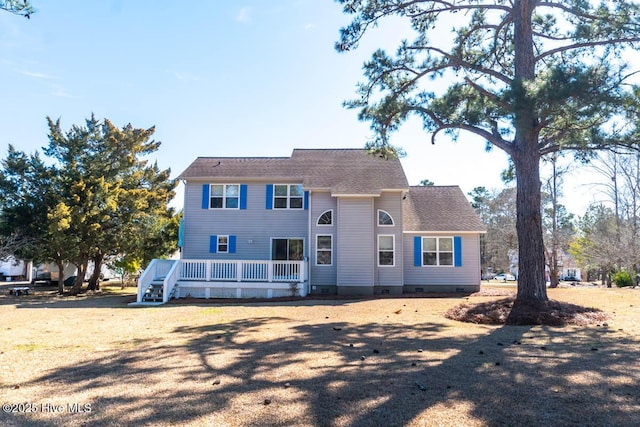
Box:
[613,271,633,288]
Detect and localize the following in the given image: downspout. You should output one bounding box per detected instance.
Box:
[307,190,312,296]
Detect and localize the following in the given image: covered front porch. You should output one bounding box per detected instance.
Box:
[133,258,308,305]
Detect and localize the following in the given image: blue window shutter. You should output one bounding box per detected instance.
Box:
[266,184,273,209]
[240,185,248,210]
[229,235,236,253]
[304,191,309,210]
[414,236,422,267]
[209,235,217,253]
[454,236,462,267]
[202,184,210,209]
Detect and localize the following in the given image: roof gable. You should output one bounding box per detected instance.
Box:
[403,186,486,232]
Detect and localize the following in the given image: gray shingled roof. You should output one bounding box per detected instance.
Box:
[403,186,487,232]
[178,149,409,195]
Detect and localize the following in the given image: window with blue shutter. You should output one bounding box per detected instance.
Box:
[415,236,460,267]
[203,184,245,209]
[210,235,236,253]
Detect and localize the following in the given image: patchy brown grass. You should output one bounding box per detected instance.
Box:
[0,283,638,427]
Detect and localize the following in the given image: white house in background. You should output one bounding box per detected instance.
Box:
[134,149,486,304]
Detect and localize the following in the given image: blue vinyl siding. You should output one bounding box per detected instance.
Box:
[337,197,374,286]
[183,182,308,260]
[404,233,481,287]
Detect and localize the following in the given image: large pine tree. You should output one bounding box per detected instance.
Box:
[336,0,640,320]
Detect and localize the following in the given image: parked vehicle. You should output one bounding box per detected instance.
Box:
[494,273,516,282]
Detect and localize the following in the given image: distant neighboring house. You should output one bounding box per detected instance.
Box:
[0,257,31,282]
[559,252,582,281]
[134,149,486,304]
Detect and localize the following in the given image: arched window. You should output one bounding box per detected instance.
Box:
[378,210,394,226]
[317,210,333,226]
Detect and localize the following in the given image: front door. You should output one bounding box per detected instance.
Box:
[271,238,304,261]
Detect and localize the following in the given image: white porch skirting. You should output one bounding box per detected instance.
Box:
[175,281,308,299]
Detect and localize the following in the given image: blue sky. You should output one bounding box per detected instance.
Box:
[2,1,597,212]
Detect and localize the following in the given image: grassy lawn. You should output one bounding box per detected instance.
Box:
[0,284,638,426]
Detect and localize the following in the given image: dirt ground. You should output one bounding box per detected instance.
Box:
[0,283,638,426]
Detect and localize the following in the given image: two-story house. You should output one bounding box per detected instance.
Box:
[135,149,486,304]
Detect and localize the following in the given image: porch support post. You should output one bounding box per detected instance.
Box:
[268,261,273,282]
[299,261,306,283]
[237,261,242,282]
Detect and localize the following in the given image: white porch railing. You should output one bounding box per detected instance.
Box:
[179,259,306,283]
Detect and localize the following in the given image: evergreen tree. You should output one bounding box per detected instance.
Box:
[336,0,640,319]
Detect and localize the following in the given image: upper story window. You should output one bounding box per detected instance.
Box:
[317,210,333,226]
[378,210,394,226]
[274,184,304,209]
[210,184,239,209]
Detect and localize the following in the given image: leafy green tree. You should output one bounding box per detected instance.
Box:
[0,116,177,294]
[337,1,640,315]
[469,186,517,277]
[43,116,177,294]
[541,157,575,288]
[1,0,34,18]
[0,145,77,293]
[570,204,618,287]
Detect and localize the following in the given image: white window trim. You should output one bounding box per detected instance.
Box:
[316,209,333,226]
[315,234,333,266]
[421,236,454,267]
[209,184,240,210]
[273,184,304,210]
[377,234,395,267]
[378,209,395,226]
[217,235,229,254]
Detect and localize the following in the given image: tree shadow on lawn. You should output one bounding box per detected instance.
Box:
[0,287,134,309]
[5,317,639,426]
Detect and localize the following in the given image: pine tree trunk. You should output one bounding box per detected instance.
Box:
[513,150,548,302]
[506,0,549,323]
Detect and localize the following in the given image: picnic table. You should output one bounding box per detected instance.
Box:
[8,286,30,296]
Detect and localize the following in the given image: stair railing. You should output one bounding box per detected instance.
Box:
[162,260,180,303]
